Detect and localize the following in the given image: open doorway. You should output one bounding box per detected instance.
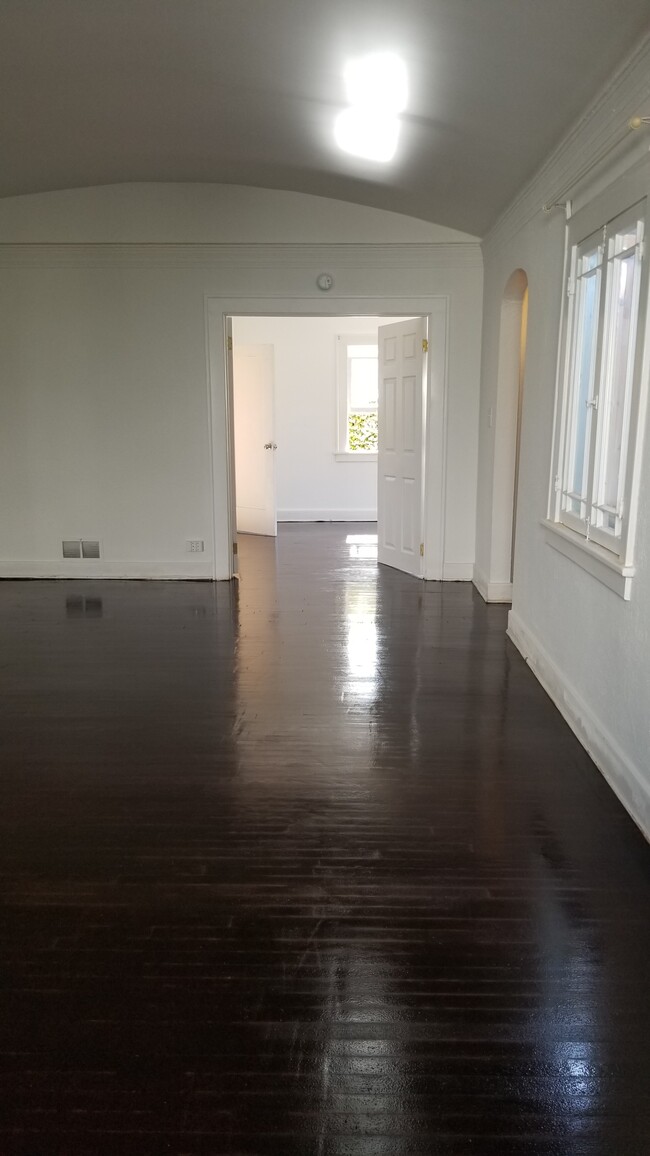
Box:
[207,294,448,584]
[229,314,427,579]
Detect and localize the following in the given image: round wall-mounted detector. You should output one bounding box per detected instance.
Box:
[316,272,334,291]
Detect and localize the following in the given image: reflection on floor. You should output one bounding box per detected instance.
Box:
[0,522,648,1154]
[345,532,378,560]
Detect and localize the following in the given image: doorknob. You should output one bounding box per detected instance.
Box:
[264,442,278,450]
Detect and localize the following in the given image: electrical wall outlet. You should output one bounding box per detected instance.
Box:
[187,539,205,553]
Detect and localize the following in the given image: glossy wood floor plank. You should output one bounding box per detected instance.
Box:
[0,523,648,1155]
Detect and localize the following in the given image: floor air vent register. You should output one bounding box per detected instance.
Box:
[62,540,101,559]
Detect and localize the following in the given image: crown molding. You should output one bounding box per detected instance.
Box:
[483,31,650,254]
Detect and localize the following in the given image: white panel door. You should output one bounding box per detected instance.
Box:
[233,344,277,536]
[377,318,426,576]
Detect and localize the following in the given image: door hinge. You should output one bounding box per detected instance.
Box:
[422,338,429,353]
[420,543,424,557]
[227,335,233,352]
[232,541,238,555]
[567,274,575,297]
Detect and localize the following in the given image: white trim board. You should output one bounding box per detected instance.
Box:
[473,566,513,603]
[277,510,377,522]
[543,521,634,600]
[333,452,378,463]
[442,562,474,582]
[507,609,650,842]
[0,560,213,580]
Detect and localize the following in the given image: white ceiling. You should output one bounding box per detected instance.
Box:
[2,0,649,236]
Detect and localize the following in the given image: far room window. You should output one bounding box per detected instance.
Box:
[336,336,379,456]
[548,171,648,590]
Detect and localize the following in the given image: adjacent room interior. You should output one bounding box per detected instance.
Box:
[230,312,427,578]
[230,315,391,537]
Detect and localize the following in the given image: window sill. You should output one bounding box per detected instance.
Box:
[542,519,635,600]
[334,452,378,463]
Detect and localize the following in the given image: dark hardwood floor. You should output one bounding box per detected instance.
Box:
[0,523,648,1155]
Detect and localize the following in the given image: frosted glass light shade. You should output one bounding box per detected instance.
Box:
[343,53,408,114]
[334,108,400,162]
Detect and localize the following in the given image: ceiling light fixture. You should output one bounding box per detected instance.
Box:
[344,52,408,114]
[335,51,408,163]
[335,108,401,163]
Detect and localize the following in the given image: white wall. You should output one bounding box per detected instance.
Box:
[475,39,650,838]
[0,183,483,581]
[0,261,215,577]
[474,275,527,602]
[0,183,476,245]
[232,316,401,522]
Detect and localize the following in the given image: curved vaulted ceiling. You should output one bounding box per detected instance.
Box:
[2,0,649,236]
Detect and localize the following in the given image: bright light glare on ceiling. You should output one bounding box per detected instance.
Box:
[344,52,408,113]
[335,108,400,162]
[335,52,408,163]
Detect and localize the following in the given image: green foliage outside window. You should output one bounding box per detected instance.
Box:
[348,411,378,451]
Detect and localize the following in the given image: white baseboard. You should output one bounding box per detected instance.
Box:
[473,566,513,602]
[442,561,474,582]
[0,559,214,580]
[507,609,650,842]
[277,510,377,522]
[473,566,489,600]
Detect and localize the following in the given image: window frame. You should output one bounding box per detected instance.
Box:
[547,165,649,598]
[335,334,379,461]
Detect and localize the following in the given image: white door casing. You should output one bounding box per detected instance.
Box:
[377,317,427,577]
[224,318,239,574]
[210,298,447,582]
[233,344,277,536]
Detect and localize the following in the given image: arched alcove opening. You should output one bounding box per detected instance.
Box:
[489,269,528,596]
